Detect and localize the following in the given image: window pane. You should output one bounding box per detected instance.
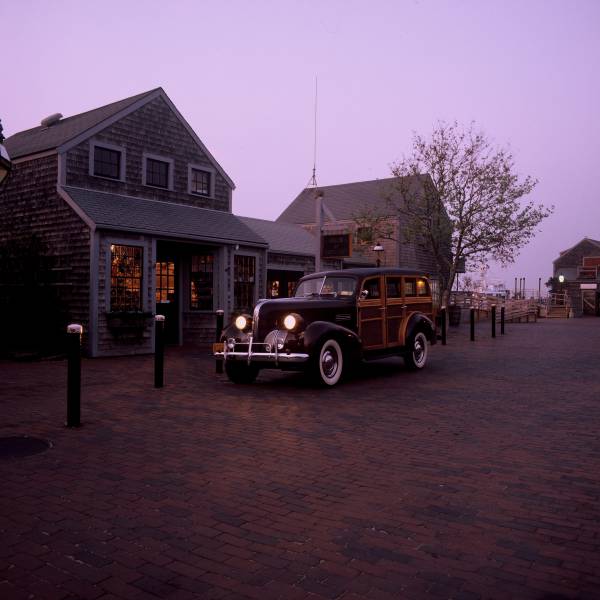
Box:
[363,278,381,299]
[322,234,351,258]
[191,168,211,196]
[110,244,143,311]
[386,277,402,298]
[234,255,255,312]
[155,261,175,303]
[94,146,121,179]
[147,158,169,188]
[190,254,214,310]
[417,278,430,296]
[404,278,417,297]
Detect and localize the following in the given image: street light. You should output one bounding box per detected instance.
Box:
[0,120,11,185]
[373,242,384,267]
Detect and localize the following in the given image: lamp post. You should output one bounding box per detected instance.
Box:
[0,120,11,186]
[373,242,384,267]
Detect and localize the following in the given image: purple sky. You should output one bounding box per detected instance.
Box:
[2,0,599,290]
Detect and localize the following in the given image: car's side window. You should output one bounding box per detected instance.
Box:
[416,278,430,296]
[362,277,381,299]
[404,277,417,297]
[386,277,402,299]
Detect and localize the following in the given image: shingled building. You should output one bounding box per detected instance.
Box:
[0,88,268,356]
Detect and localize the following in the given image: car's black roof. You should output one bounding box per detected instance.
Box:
[301,267,431,279]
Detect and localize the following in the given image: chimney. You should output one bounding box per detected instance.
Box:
[40,113,63,127]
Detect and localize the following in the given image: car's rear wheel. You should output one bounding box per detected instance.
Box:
[404,331,428,370]
[312,338,344,386]
[225,362,259,384]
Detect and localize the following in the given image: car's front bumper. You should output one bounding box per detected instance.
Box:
[213,341,309,365]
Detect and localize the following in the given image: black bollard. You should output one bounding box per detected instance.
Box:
[440,306,447,346]
[215,309,224,374]
[66,324,82,427]
[154,315,165,388]
[470,307,475,342]
[491,305,496,338]
[501,306,505,335]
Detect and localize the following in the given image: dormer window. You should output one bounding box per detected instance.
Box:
[89,141,126,181]
[188,165,214,197]
[143,154,174,190]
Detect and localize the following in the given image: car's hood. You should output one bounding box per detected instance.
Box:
[253,296,354,339]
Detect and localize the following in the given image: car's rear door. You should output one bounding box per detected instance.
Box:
[384,275,405,348]
[358,275,385,349]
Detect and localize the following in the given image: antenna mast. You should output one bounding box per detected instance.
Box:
[308,76,318,188]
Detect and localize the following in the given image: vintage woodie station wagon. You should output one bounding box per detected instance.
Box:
[214,268,438,386]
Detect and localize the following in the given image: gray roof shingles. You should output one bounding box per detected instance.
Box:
[62,186,267,246]
[276,176,429,224]
[4,89,158,159]
[238,216,316,256]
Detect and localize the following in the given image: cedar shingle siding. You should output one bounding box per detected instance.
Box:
[1,89,270,357]
[66,96,230,212]
[0,155,91,355]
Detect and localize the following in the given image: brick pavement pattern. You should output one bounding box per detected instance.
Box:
[1,319,599,599]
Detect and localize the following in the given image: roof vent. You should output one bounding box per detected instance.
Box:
[40,113,63,127]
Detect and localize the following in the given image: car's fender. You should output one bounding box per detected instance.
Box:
[303,321,362,362]
[400,313,436,347]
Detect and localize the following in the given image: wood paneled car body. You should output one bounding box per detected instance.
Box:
[214,268,438,386]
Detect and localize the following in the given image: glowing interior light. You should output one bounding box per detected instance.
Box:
[235,315,248,330]
[283,314,297,330]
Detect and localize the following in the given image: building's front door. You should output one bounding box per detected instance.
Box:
[358,276,385,349]
[155,260,179,343]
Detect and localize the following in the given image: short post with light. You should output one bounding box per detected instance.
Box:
[373,242,384,267]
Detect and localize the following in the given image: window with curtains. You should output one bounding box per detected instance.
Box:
[110,244,143,311]
[234,255,255,312]
[190,254,214,310]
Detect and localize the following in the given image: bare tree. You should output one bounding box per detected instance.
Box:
[389,121,552,304]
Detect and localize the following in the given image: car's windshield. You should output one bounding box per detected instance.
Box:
[294,276,356,298]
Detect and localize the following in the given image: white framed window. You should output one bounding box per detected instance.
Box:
[109,243,144,311]
[142,153,174,190]
[89,140,126,182]
[188,164,215,197]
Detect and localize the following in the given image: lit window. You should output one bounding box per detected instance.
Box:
[155,261,175,303]
[190,255,213,310]
[110,245,143,311]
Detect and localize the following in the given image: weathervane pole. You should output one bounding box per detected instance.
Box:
[308,76,323,272]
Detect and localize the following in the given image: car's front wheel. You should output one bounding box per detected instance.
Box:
[404,331,428,370]
[312,338,344,386]
[225,361,259,384]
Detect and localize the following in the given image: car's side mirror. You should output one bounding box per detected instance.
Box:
[359,290,369,300]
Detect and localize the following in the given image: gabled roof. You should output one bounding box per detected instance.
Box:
[61,186,266,247]
[5,89,158,159]
[555,237,600,262]
[4,87,235,188]
[276,175,431,224]
[238,216,316,256]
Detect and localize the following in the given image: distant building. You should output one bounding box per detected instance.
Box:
[553,237,600,316]
[238,217,340,298]
[277,176,451,290]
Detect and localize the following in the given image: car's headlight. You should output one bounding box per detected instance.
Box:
[235,314,252,331]
[283,313,303,331]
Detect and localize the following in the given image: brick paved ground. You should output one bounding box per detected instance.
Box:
[1,318,599,599]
